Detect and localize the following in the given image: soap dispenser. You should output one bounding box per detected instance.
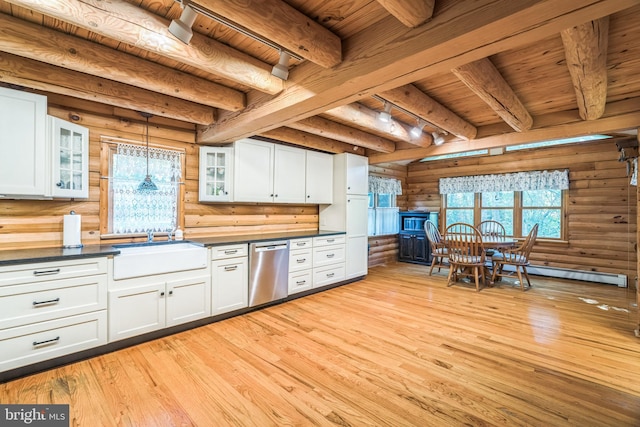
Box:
[174,227,184,241]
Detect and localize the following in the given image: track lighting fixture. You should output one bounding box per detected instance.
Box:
[432,132,445,146]
[271,50,291,80]
[378,101,392,123]
[410,119,426,139]
[168,4,197,44]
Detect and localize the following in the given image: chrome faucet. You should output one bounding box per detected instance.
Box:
[147,230,154,242]
[166,229,173,241]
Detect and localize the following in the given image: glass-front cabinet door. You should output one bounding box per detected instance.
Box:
[50,116,89,198]
[199,146,233,202]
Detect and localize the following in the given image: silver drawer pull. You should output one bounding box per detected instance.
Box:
[224,265,238,271]
[326,272,335,278]
[326,253,335,258]
[296,258,306,263]
[224,249,238,255]
[296,280,306,285]
[327,239,335,243]
[296,242,305,246]
[33,336,60,347]
[33,297,60,306]
[33,268,61,276]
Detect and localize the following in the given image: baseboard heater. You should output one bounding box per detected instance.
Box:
[502,264,627,287]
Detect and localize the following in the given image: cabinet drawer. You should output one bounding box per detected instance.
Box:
[0,310,107,373]
[289,238,312,249]
[313,235,345,247]
[313,244,345,268]
[0,257,107,287]
[289,248,312,272]
[288,270,312,295]
[313,263,345,288]
[0,274,107,330]
[210,244,248,260]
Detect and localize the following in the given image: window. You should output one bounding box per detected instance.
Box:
[101,138,184,236]
[368,176,401,236]
[441,170,567,239]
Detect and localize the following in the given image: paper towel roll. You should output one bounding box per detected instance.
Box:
[63,213,83,248]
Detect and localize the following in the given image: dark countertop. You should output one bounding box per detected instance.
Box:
[0,230,346,266]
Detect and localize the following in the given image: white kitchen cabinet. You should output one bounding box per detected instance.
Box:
[199,146,233,202]
[305,151,333,204]
[211,243,248,315]
[311,235,346,288]
[288,238,313,294]
[50,115,89,198]
[319,153,369,279]
[108,271,211,342]
[233,138,306,203]
[0,87,48,197]
[0,257,108,373]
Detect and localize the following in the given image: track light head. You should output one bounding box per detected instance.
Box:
[272,50,291,80]
[378,102,392,123]
[410,119,426,139]
[432,132,445,146]
[168,5,197,44]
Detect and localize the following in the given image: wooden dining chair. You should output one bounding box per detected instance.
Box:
[443,223,486,291]
[491,223,539,291]
[424,220,447,276]
[476,220,506,239]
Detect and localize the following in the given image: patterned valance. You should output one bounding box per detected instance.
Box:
[369,175,402,195]
[439,169,569,194]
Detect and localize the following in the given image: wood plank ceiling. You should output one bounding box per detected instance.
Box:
[0,0,639,164]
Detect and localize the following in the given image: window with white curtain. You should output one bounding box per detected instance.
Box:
[368,175,401,236]
[441,170,568,239]
[102,138,184,235]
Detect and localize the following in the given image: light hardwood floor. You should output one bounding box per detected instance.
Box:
[2,263,640,426]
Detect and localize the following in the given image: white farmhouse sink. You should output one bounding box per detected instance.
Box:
[112,241,207,280]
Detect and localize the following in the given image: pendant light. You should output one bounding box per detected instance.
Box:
[137,112,158,191]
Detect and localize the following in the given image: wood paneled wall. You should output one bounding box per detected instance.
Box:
[0,94,318,250]
[407,140,638,281]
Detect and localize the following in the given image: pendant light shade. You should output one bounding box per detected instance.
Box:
[138,112,158,191]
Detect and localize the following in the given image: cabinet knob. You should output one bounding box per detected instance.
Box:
[275,194,278,197]
[160,291,165,296]
[169,290,173,296]
[307,195,311,198]
[270,194,274,197]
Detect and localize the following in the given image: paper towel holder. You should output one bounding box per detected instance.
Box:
[63,210,84,249]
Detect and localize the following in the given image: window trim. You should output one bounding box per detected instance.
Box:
[99,137,186,239]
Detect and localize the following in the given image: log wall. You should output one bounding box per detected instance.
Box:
[407,140,638,281]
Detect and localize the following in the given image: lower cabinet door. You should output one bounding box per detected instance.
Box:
[166,275,211,327]
[0,310,107,373]
[108,282,165,342]
[346,235,368,278]
[211,257,248,315]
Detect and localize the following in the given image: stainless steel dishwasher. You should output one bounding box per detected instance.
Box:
[249,240,290,307]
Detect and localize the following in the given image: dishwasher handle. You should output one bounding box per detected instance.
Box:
[252,241,289,252]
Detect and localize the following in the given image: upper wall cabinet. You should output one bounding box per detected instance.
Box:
[50,116,89,198]
[233,138,306,203]
[0,87,89,199]
[0,87,48,197]
[306,151,333,204]
[199,146,233,202]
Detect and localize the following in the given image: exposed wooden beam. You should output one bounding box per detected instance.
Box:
[287,116,396,153]
[4,0,283,95]
[376,0,435,28]
[378,84,478,140]
[368,109,640,164]
[192,0,341,68]
[0,12,244,112]
[561,17,610,120]
[0,52,215,124]
[452,58,533,132]
[259,127,366,155]
[324,103,433,148]
[199,0,633,143]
